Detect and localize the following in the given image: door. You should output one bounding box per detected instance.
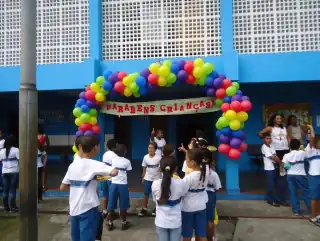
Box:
[114,116,132,159]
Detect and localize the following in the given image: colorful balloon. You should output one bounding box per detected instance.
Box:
[230,101,242,112]
[95,92,105,102]
[186,75,196,84]
[218,117,230,128]
[239,142,248,152]
[136,76,147,87]
[213,78,223,88]
[215,98,223,108]
[237,111,248,122]
[221,103,230,112]
[184,61,194,74]
[206,88,215,97]
[224,96,232,104]
[149,63,161,74]
[222,79,232,89]
[109,72,119,84]
[231,95,242,102]
[103,81,112,91]
[193,67,204,79]
[226,86,237,96]
[218,144,231,155]
[73,107,82,117]
[229,120,241,131]
[85,90,96,101]
[114,81,125,93]
[80,113,91,123]
[158,77,167,87]
[228,148,241,160]
[232,81,240,90]
[118,71,127,81]
[159,65,170,77]
[89,117,97,125]
[81,105,90,113]
[89,108,97,117]
[92,124,101,134]
[221,127,232,136]
[177,60,186,69]
[75,118,82,126]
[170,63,180,74]
[124,87,133,97]
[205,77,214,86]
[148,74,158,85]
[140,68,150,79]
[96,76,105,85]
[216,88,226,99]
[241,100,252,112]
[72,144,78,153]
[163,60,172,67]
[76,130,84,137]
[167,73,177,84]
[230,138,242,149]
[203,63,214,74]
[90,82,100,93]
[225,110,237,120]
[103,70,112,81]
[177,70,187,82]
[194,58,204,67]
[79,91,86,99]
[220,134,231,144]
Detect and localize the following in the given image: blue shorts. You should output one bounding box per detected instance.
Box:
[309,175,320,200]
[181,209,207,238]
[206,191,217,222]
[143,180,153,196]
[108,183,130,212]
[103,180,111,198]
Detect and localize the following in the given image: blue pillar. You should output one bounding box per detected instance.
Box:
[220,0,240,194]
[131,117,150,161]
[97,114,105,161]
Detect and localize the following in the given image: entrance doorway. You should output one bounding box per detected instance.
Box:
[114,116,132,159]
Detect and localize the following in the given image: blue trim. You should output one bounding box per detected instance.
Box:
[306,155,320,162]
[89,0,103,60]
[157,197,182,207]
[146,164,159,168]
[207,184,215,188]
[3,158,18,162]
[104,162,111,166]
[69,180,91,188]
[116,167,127,171]
[188,188,205,193]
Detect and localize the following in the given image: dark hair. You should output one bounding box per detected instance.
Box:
[162,144,174,157]
[268,114,284,128]
[262,133,271,139]
[290,139,301,150]
[4,135,16,158]
[107,139,117,150]
[190,138,208,149]
[113,144,127,157]
[149,142,157,150]
[156,129,163,135]
[202,148,213,169]
[287,115,297,126]
[76,135,99,153]
[187,148,208,183]
[196,130,205,139]
[159,156,177,205]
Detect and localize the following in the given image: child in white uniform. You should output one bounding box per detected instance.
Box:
[102,139,118,216]
[151,128,166,157]
[282,139,311,215]
[152,156,188,241]
[0,135,19,212]
[107,144,132,231]
[60,136,118,241]
[180,138,201,176]
[181,148,209,241]
[139,142,162,217]
[37,142,47,202]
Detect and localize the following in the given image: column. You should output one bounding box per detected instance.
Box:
[89,0,103,60]
[131,116,150,161]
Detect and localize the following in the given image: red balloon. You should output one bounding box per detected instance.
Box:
[85,85,91,91]
[228,148,241,160]
[80,123,92,132]
[216,88,226,99]
[239,142,248,152]
[148,74,158,85]
[184,61,194,74]
[118,72,127,81]
[230,101,242,112]
[85,90,96,101]
[241,100,252,112]
[186,74,196,84]
[218,144,231,155]
[114,81,125,93]
[221,103,230,112]
[222,78,232,89]
[92,124,101,134]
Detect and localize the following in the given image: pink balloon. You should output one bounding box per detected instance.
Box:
[80,123,92,132]
[218,144,231,155]
[118,72,127,81]
[114,81,125,93]
[92,124,101,134]
[228,148,241,160]
[184,61,194,74]
[186,75,196,84]
[230,101,242,112]
[239,142,248,152]
[85,90,96,101]
[241,100,252,112]
[216,88,226,99]
[222,78,232,89]
[221,103,230,112]
[148,74,158,85]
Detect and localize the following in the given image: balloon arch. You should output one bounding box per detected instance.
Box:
[72,58,252,160]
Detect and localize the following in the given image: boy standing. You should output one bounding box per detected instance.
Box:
[150,128,166,157]
[60,136,118,241]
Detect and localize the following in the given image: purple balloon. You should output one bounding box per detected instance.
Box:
[177,60,186,70]
[84,130,94,136]
[76,130,84,137]
[236,90,242,96]
[232,130,246,140]
[213,78,223,88]
[86,100,96,108]
[109,72,119,84]
[140,68,150,79]
[231,95,243,102]
[230,138,242,149]
[79,91,86,99]
[242,96,250,101]
[220,135,230,144]
[218,74,226,79]
[177,70,187,82]
[110,89,119,97]
[206,88,215,97]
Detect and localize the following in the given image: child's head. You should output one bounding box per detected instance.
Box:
[159,156,178,205]
[156,129,164,139]
[263,133,272,145]
[107,139,117,151]
[113,144,127,157]
[186,148,208,183]
[148,142,157,156]
[76,135,100,158]
[188,138,200,149]
[289,139,301,151]
[162,144,174,157]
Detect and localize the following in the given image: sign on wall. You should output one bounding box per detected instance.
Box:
[101,97,218,116]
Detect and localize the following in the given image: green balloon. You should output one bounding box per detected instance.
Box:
[130,82,139,93]
[73,107,82,118]
[218,117,230,128]
[80,113,90,123]
[89,108,98,117]
[215,122,223,130]
[96,76,105,85]
[232,81,240,90]
[198,76,206,86]
[167,73,177,84]
[240,122,245,129]
[226,86,237,96]
[215,98,223,107]
[133,92,141,98]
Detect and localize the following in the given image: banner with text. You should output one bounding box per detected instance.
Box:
[101,97,218,116]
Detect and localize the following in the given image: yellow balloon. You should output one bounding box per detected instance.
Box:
[194,58,204,67]
[149,63,161,74]
[131,72,139,79]
[95,92,105,102]
[237,111,248,122]
[90,82,101,92]
[72,144,78,153]
[158,77,167,87]
[193,67,204,79]
[122,76,132,87]
[225,110,237,121]
[230,120,241,131]
[89,117,98,125]
[75,118,82,127]
[124,87,132,97]
[159,65,170,77]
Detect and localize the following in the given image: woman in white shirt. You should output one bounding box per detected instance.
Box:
[286,115,305,144]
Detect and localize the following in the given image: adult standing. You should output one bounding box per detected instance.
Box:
[0,129,5,191]
[259,114,290,206]
[287,115,306,145]
[38,125,50,192]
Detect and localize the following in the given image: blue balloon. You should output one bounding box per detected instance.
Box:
[216,130,222,138]
[171,63,180,74]
[81,105,90,113]
[210,71,219,79]
[232,130,246,140]
[139,87,148,96]
[75,98,86,107]
[221,127,232,136]
[84,130,94,136]
[223,96,231,104]
[136,76,147,87]
[205,77,214,86]
[236,90,242,96]
[103,70,112,81]
[103,81,112,91]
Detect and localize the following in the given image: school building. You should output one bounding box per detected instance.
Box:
[0,0,320,199]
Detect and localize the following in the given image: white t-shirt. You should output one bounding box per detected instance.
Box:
[290,126,302,141]
[0,139,5,150]
[181,168,209,212]
[305,144,320,176]
[102,150,117,166]
[207,169,222,192]
[37,150,46,168]
[261,144,276,171]
[152,178,188,229]
[282,150,306,176]
[111,156,132,184]
[62,157,114,216]
[0,147,19,173]
[152,138,166,156]
[142,154,161,181]
[271,127,289,150]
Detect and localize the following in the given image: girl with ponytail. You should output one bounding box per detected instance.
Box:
[152,156,188,241]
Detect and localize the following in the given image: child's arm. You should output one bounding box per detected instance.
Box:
[150,128,155,142]
[60,183,70,192]
[141,167,146,184]
[42,153,48,167]
[308,125,315,148]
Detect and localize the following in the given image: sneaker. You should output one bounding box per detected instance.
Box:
[107,221,114,231]
[102,209,108,219]
[121,221,131,230]
[266,201,280,207]
[138,208,149,217]
[151,208,156,217]
[10,207,19,213]
[294,212,301,217]
[309,218,320,227]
